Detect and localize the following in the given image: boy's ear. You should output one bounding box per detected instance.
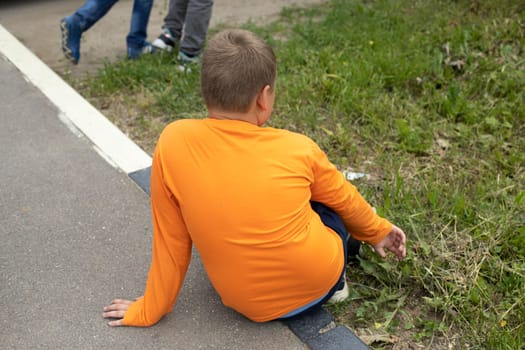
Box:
[255,84,273,126]
[256,85,272,111]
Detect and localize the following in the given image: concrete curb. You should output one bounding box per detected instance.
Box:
[0,24,369,350]
[284,306,370,350]
[0,24,151,176]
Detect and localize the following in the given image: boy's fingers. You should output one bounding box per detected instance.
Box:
[103,299,132,320]
[104,303,129,312]
[375,246,386,258]
[395,245,406,259]
[384,241,405,260]
[108,319,124,327]
[103,309,126,319]
[103,298,129,324]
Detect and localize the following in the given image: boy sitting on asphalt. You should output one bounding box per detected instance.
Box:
[103,29,406,327]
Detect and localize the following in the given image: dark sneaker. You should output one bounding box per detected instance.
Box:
[347,236,367,266]
[327,272,349,304]
[127,42,156,59]
[177,51,200,73]
[152,27,177,52]
[347,236,364,258]
[60,16,81,64]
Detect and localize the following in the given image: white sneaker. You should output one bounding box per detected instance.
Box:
[152,27,177,52]
[327,273,349,304]
[177,51,201,73]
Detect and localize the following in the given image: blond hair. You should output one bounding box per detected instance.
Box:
[201,29,276,113]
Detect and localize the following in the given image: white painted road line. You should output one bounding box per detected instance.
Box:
[0,24,152,174]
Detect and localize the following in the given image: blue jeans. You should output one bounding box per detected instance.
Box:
[70,0,153,50]
[309,202,349,304]
[280,202,349,318]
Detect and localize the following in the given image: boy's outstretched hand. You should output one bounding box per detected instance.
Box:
[372,225,406,260]
[103,298,135,326]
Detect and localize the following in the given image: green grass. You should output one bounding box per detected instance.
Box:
[75,0,525,348]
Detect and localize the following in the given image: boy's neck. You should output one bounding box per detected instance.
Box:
[208,85,275,126]
[207,85,273,127]
[208,108,259,126]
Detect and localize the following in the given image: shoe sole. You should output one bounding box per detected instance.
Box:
[60,19,78,64]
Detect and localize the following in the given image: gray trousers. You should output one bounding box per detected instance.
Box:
[164,0,214,56]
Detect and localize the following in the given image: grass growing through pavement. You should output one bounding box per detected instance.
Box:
[76,0,524,348]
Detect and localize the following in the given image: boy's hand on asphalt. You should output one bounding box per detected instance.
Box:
[102,298,135,326]
[372,225,406,260]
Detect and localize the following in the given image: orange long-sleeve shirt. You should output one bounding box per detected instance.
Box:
[122,118,392,326]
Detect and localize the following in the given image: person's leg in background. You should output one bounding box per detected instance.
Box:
[60,0,119,64]
[178,0,213,58]
[152,0,188,52]
[152,0,213,70]
[126,0,155,58]
[70,0,118,32]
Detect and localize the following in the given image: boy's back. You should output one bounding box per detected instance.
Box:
[152,118,345,321]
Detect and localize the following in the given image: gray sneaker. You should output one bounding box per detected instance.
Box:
[152,27,177,52]
[177,51,201,73]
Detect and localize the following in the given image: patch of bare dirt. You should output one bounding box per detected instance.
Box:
[0,0,326,78]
